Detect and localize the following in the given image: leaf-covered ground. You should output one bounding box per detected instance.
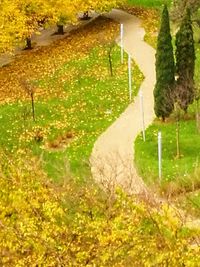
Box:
[0,17,117,104]
[0,16,143,182]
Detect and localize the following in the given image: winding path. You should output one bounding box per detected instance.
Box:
[90,9,156,195]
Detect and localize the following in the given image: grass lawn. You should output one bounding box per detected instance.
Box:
[127,0,171,8]
[134,40,200,215]
[174,190,200,217]
[135,117,200,187]
[0,19,143,183]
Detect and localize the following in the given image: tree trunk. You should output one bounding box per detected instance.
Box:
[57,24,64,35]
[31,92,35,122]
[25,37,32,49]
[83,11,89,20]
[81,11,91,20]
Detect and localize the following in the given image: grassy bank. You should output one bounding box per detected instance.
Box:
[0,17,143,182]
[134,39,200,215]
[135,117,200,189]
[135,43,200,198]
[127,0,171,8]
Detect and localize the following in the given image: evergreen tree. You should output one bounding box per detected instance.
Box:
[175,8,195,112]
[154,5,175,121]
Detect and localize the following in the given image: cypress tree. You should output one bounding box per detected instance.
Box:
[175,8,195,112]
[154,5,175,121]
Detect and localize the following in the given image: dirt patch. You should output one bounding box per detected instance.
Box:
[43,132,75,152]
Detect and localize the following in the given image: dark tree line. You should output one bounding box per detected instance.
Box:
[154,5,195,121]
[175,9,195,112]
[172,0,200,21]
[154,5,175,121]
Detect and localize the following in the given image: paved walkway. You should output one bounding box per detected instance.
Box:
[90,9,156,195]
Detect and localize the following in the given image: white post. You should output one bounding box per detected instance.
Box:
[128,54,132,101]
[158,131,162,181]
[120,23,124,64]
[139,91,145,141]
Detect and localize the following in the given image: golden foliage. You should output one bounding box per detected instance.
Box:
[0,0,125,51]
[0,152,200,266]
[0,17,118,104]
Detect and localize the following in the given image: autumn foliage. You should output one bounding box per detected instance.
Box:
[0,0,125,51]
[0,151,199,266]
[0,17,118,104]
[1,3,200,266]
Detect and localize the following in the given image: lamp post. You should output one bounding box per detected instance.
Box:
[128,54,132,101]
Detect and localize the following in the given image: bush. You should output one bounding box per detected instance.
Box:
[0,151,199,266]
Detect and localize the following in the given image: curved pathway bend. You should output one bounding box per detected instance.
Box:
[90,9,156,195]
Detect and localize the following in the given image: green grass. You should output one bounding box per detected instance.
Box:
[185,192,200,215]
[127,0,171,8]
[134,42,200,211]
[175,191,200,217]
[134,21,200,216]
[135,117,200,189]
[0,45,143,182]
